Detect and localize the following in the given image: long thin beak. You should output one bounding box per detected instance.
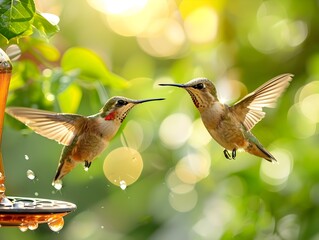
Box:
[159,83,186,88]
[133,98,165,104]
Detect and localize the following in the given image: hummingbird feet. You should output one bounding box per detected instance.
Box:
[84,160,92,169]
[232,149,236,159]
[223,149,236,160]
[223,149,232,160]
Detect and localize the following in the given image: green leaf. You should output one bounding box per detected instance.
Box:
[32,12,59,38]
[49,69,78,95]
[0,0,35,40]
[31,39,61,62]
[61,47,129,89]
[58,83,82,113]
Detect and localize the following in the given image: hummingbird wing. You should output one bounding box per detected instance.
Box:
[6,107,85,146]
[231,73,293,131]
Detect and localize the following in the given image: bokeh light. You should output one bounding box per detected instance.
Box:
[277,214,300,240]
[248,1,308,54]
[260,149,293,189]
[137,18,186,57]
[216,78,247,104]
[287,103,316,139]
[188,118,212,148]
[288,80,319,138]
[166,170,194,194]
[175,152,211,184]
[193,197,235,239]
[300,94,319,123]
[159,112,193,149]
[120,120,144,150]
[183,6,219,44]
[103,147,143,187]
[88,0,173,37]
[168,189,198,212]
[298,81,319,123]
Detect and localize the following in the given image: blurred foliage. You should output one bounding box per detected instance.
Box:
[1,0,319,239]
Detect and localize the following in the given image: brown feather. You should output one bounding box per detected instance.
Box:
[231,73,293,130]
[5,107,84,145]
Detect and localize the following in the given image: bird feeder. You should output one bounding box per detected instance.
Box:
[0,48,76,231]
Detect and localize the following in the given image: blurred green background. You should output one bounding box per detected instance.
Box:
[1,0,319,239]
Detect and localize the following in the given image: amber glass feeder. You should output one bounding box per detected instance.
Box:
[0,49,76,230]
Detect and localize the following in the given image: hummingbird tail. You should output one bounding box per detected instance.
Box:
[246,143,277,162]
[52,158,76,185]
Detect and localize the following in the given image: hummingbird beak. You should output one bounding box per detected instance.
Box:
[132,98,165,104]
[158,83,186,88]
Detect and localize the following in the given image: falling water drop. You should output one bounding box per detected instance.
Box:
[28,222,38,230]
[119,180,127,190]
[27,169,35,180]
[24,154,29,160]
[19,224,28,232]
[84,166,89,172]
[52,180,63,190]
[48,217,64,232]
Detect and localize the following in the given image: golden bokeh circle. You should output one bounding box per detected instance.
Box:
[103,147,143,187]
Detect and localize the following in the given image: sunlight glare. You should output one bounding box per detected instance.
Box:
[184,6,219,44]
[88,0,147,15]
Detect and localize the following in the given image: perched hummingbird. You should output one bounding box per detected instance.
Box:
[6,96,164,186]
[160,73,293,162]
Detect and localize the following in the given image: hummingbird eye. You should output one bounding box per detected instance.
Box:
[193,83,205,90]
[116,99,128,107]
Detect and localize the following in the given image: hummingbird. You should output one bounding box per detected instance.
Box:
[6,96,164,186]
[159,73,293,162]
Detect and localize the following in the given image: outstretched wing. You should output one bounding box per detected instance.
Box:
[231,73,293,130]
[6,107,85,146]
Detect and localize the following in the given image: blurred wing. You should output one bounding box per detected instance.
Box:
[6,107,84,145]
[231,73,293,130]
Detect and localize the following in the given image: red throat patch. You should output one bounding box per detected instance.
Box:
[104,111,116,121]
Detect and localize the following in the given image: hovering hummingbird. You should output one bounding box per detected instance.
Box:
[6,96,164,186]
[159,73,293,162]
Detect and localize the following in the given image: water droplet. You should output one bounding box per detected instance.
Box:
[34,192,39,196]
[48,217,64,232]
[27,169,35,180]
[120,180,127,190]
[52,180,63,190]
[28,222,38,230]
[24,154,29,160]
[19,224,28,232]
[84,166,89,172]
